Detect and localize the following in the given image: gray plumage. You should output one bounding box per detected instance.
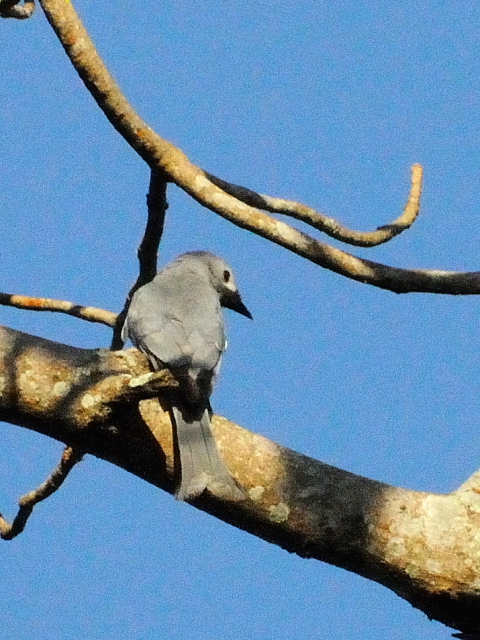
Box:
[122,251,251,501]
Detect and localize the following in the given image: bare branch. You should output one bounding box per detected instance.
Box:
[0,446,84,540]
[139,170,169,283]
[1,324,480,635]
[205,164,423,247]
[0,0,34,19]
[36,0,480,295]
[111,170,168,350]
[0,292,117,327]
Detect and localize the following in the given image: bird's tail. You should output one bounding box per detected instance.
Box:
[172,405,245,502]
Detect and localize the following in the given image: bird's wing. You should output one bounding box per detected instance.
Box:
[125,275,226,376]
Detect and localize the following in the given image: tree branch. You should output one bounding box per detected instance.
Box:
[1,323,480,636]
[110,169,168,350]
[0,445,84,540]
[0,292,117,326]
[138,169,169,283]
[205,163,423,248]
[35,0,480,295]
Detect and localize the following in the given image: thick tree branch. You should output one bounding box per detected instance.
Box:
[1,323,480,637]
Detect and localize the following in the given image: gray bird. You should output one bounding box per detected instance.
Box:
[122,251,252,501]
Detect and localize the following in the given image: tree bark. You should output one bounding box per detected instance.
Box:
[1,323,480,637]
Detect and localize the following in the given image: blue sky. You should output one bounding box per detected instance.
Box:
[1,1,480,638]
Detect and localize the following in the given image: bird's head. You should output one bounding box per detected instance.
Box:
[183,251,252,319]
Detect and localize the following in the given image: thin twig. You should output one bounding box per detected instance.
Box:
[0,0,34,18]
[0,446,84,540]
[139,169,169,283]
[111,169,168,350]
[205,164,423,247]
[0,292,117,326]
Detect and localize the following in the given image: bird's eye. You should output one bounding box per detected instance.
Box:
[223,270,231,282]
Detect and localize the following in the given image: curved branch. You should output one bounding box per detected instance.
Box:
[1,323,480,637]
[205,164,423,247]
[37,0,480,295]
[0,292,117,326]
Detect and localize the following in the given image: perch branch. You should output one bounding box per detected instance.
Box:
[0,0,34,19]
[0,292,117,326]
[205,164,423,247]
[72,367,178,429]
[111,169,168,350]
[0,446,84,540]
[1,324,480,636]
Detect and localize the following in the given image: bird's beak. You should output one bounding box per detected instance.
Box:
[223,291,253,319]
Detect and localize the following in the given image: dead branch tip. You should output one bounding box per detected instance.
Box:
[0,0,34,18]
[0,446,84,540]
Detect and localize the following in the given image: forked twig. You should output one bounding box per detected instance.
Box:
[0,446,84,540]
